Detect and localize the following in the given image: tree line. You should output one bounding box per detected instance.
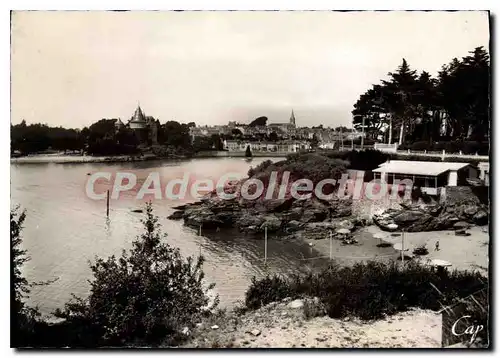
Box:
[11,118,196,156]
[352,46,490,151]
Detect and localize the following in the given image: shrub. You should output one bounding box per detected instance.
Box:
[247,159,273,178]
[325,149,389,171]
[245,153,349,198]
[461,141,489,155]
[444,141,461,153]
[433,142,447,151]
[11,207,42,347]
[245,275,295,310]
[410,141,432,151]
[55,203,218,347]
[245,261,486,321]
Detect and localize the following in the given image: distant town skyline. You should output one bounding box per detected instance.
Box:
[11,11,489,129]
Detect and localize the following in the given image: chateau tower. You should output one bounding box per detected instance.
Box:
[129,104,147,129]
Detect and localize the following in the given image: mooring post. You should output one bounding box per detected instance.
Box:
[329,231,333,260]
[106,190,110,217]
[199,224,202,256]
[401,229,405,265]
[264,226,268,266]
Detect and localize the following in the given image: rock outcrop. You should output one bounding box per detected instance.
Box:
[170,195,353,234]
[373,199,489,232]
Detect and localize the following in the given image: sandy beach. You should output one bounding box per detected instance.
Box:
[310,224,489,275]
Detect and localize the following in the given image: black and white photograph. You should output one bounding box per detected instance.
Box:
[9,8,491,349]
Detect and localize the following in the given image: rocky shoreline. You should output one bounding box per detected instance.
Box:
[168,180,372,244]
[373,198,488,232]
[168,179,489,240]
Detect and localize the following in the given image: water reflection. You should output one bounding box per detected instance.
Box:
[12,157,326,317]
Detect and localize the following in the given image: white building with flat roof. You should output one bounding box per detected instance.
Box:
[372,160,478,196]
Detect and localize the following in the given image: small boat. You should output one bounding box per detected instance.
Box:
[429,259,452,267]
[466,178,484,186]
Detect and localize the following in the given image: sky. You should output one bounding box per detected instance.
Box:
[11,11,489,129]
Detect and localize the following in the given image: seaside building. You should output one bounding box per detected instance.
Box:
[224,139,310,153]
[372,160,479,196]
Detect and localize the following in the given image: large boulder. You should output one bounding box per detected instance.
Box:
[235,212,265,231]
[294,199,330,223]
[473,210,489,225]
[214,211,238,226]
[329,198,353,218]
[280,207,303,221]
[259,215,282,232]
[374,198,489,232]
[167,210,184,220]
[285,220,304,232]
[393,210,427,225]
[257,197,295,213]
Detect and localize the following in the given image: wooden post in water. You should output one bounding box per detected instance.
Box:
[401,229,405,265]
[329,231,333,260]
[106,190,110,217]
[199,224,202,256]
[264,226,268,266]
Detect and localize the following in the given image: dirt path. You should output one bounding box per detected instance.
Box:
[183,299,442,348]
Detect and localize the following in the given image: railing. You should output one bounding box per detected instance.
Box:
[335,144,489,160]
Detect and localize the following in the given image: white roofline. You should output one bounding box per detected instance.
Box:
[373,161,471,176]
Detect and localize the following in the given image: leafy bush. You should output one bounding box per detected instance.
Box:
[410,141,432,151]
[244,153,348,199]
[245,261,486,320]
[325,149,389,171]
[444,141,461,153]
[55,203,218,347]
[247,159,273,178]
[461,141,488,155]
[11,207,42,347]
[245,275,295,310]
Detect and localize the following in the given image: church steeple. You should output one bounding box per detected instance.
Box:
[290,109,296,126]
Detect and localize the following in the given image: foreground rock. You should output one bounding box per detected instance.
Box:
[181,299,442,348]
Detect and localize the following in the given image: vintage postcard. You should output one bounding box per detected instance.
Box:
[10,10,490,349]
